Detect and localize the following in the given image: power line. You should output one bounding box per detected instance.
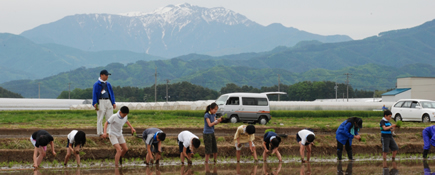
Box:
[344,73,352,102]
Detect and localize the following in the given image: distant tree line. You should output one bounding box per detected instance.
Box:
[57,81,381,102]
[0,86,23,98]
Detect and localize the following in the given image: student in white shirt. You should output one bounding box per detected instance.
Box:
[178,130,201,164]
[64,130,86,167]
[296,129,316,162]
[102,106,136,167]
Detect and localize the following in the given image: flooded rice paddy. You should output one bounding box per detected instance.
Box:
[2,158,435,174]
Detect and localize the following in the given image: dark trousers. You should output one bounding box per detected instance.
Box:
[337,140,352,160]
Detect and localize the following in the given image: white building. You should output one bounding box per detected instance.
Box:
[382,77,435,102]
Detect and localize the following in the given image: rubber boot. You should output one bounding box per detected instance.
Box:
[423,149,429,158]
[347,150,354,160]
[337,150,343,160]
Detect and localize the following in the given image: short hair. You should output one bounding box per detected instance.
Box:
[271,137,281,149]
[384,110,392,117]
[307,134,315,143]
[192,138,201,148]
[246,125,256,134]
[38,135,50,146]
[74,131,86,147]
[120,106,129,114]
[158,132,166,141]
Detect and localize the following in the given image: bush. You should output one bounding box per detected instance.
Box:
[270,110,382,118]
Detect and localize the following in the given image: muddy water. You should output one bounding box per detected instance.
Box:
[1,160,435,175]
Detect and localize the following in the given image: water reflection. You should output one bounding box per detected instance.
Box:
[337,161,353,175]
[236,163,258,175]
[115,167,124,175]
[180,164,194,175]
[205,163,217,175]
[300,162,311,175]
[383,160,398,175]
[145,165,160,175]
[263,162,282,175]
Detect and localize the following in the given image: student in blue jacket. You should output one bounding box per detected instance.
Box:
[336,117,362,160]
[423,125,435,158]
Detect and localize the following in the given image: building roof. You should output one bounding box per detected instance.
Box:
[382,88,411,96]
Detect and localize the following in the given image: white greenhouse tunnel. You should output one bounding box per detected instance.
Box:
[0,98,393,111]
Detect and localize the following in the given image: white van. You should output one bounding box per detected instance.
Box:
[215,92,286,125]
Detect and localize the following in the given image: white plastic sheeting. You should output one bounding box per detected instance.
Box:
[0,98,394,111]
[0,98,85,110]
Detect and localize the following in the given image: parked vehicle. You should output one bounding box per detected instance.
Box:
[391,99,435,123]
[215,92,286,125]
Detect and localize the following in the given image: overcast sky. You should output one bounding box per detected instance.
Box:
[0,0,434,40]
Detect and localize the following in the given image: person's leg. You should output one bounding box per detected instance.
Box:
[64,146,71,165]
[204,134,211,162]
[390,138,398,159]
[179,141,185,164]
[212,133,218,162]
[307,145,312,161]
[382,137,391,160]
[236,143,242,162]
[33,147,38,168]
[423,132,430,158]
[96,100,106,136]
[345,140,353,160]
[36,147,45,168]
[276,150,282,162]
[337,140,344,160]
[113,144,122,167]
[299,145,306,162]
[262,149,268,161]
[252,143,258,161]
[104,100,114,129]
[75,151,81,166]
[120,143,128,157]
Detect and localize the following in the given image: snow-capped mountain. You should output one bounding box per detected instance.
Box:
[21,3,352,58]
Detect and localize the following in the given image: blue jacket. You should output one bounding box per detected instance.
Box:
[92,80,115,106]
[336,120,358,145]
[423,126,435,150]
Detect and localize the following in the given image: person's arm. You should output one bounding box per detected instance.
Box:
[107,83,116,107]
[92,83,99,109]
[206,118,218,127]
[50,141,56,156]
[234,127,241,145]
[183,147,190,160]
[263,141,268,152]
[69,143,74,153]
[381,122,396,130]
[430,134,435,147]
[126,121,136,134]
[147,144,154,160]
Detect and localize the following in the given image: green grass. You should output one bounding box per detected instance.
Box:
[0,110,429,129]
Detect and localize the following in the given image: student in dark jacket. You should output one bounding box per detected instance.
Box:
[336,117,362,160]
[422,125,435,158]
[92,70,116,137]
[30,130,56,168]
[262,130,282,162]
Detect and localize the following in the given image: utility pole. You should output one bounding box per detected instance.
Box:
[154,67,157,102]
[277,74,281,101]
[344,73,352,102]
[334,82,338,102]
[165,79,170,102]
[68,82,71,99]
[38,82,41,99]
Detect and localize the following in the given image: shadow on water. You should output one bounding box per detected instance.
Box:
[6,160,435,175]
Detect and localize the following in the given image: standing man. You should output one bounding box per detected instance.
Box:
[93,70,116,138]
